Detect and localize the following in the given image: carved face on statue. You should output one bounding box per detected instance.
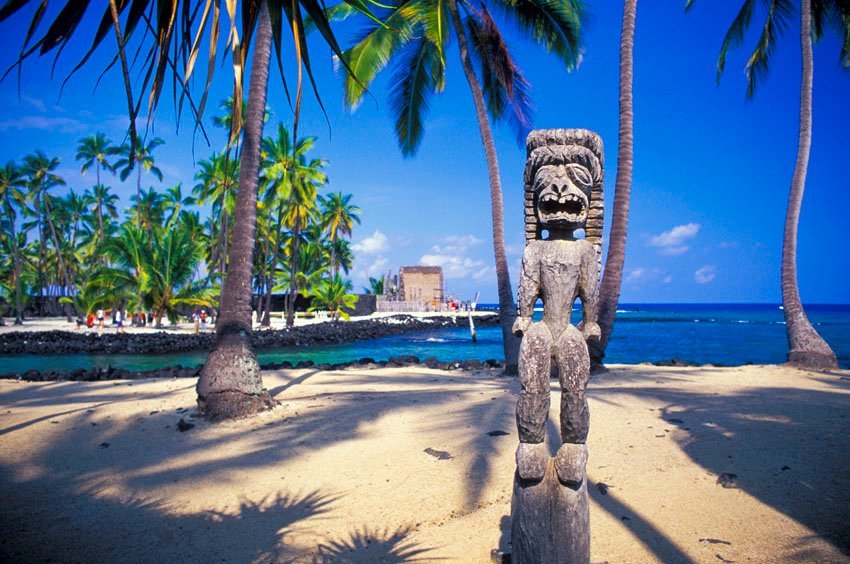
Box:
[533,163,593,231]
[523,129,604,245]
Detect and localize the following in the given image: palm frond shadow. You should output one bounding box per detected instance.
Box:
[313,526,437,563]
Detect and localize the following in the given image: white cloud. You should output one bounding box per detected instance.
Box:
[719,241,738,248]
[430,234,483,255]
[352,230,390,255]
[421,253,489,280]
[22,96,46,112]
[695,265,717,284]
[419,234,492,280]
[0,115,88,133]
[625,267,669,285]
[648,222,700,255]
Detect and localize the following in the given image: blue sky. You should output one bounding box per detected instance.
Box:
[1,2,848,304]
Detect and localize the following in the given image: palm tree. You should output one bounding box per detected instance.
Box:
[197,1,277,420]
[320,192,361,277]
[592,0,637,368]
[83,184,120,249]
[115,136,164,228]
[99,225,149,316]
[0,161,27,323]
[76,133,119,242]
[341,0,585,373]
[129,187,166,239]
[21,151,71,314]
[689,0,847,369]
[309,275,358,321]
[146,227,218,327]
[194,153,239,280]
[364,276,385,295]
[260,123,327,327]
[163,184,196,228]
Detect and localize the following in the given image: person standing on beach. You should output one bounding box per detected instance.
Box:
[193,311,200,334]
[115,308,125,334]
[96,309,105,330]
[200,310,208,333]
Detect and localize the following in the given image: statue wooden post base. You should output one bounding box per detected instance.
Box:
[511,455,589,563]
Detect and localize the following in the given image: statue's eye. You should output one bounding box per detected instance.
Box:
[567,165,592,187]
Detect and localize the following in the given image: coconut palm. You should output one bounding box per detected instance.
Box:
[115,137,164,229]
[364,276,385,295]
[592,0,638,368]
[260,122,328,327]
[21,151,71,313]
[163,184,197,228]
[194,153,239,280]
[308,275,357,321]
[319,192,360,277]
[145,227,218,327]
[83,184,120,249]
[76,133,119,242]
[688,0,848,369]
[0,161,27,323]
[341,0,585,373]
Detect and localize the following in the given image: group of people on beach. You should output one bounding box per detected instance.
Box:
[74,308,163,333]
[192,310,212,334]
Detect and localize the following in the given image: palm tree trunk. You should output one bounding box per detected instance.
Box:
[447,0,519,374]
[781,2,837,370]
[96,166,104,244]
[286,218,302,328]
[136,166,142,228]
[5,203,23,324]
[197,1,275,420]
[592,0,637,369]
[35,192,45,316]
[262,205,285,326]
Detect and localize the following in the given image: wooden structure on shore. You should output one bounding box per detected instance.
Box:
[376,266,444,312]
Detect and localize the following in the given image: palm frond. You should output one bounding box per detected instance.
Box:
[389,36,440,157]
[744,0,793,97]
[340,0,418,108]
[715,0,757,82]
[489,0,583,69]
[466,4,533,144]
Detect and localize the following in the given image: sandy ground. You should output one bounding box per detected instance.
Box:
[1,364,848,563]
[0,311,492,335]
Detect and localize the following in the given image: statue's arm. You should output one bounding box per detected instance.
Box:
[579,243,601,342]
[513,246,540,337]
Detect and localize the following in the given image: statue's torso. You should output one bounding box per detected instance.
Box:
[528,239,587,338]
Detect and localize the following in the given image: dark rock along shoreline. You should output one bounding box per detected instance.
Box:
[1,314,505,382]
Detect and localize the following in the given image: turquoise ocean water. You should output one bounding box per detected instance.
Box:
[2,304,848,373]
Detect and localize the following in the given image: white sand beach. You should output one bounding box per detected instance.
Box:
[0,311,495,335]
[1,363,848,562]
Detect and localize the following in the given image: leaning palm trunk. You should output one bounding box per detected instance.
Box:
[782,2,837,370]
[447,0,520,373]
[197,2,275,420]
[592,0,636,369]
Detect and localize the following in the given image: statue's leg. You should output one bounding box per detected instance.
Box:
[553,325,590,485]
[554,324,590,443]
[516,321,553,481]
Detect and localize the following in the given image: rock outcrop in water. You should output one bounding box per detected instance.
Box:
[2,355,506,382]
[0,314,499,355]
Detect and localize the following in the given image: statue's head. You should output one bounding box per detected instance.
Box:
[524,129,604,245]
